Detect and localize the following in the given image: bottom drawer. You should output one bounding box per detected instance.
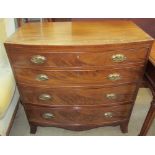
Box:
[24,104,132,126]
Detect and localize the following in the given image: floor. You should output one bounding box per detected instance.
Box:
[10,88,155,136]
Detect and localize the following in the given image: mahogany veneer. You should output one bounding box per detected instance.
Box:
[5,21,153,134]
[25,104,132,131]
[7,47,148,68]
[19,84,137,106]
[14,67,143,86]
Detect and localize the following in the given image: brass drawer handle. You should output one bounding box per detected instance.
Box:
[108,73,121,81]
[36,74,49,81]
[106,93,117,100]
[31,55,46,64]
[112,54,127,62]
[104,112,113,118]
[42,112,55,119]
[39,94,52,101]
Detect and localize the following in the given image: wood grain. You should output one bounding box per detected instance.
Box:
[7,47,148,68]
[5,21,153,46]
[19,84,137,106]
[24,104,132,130]
[14,67,144,87]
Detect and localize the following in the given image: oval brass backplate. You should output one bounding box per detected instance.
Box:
[108,73,121,81]
[106,93,117,100]
[104,112,113,118]
[39,94,52,101]
[36,74,49,81]
[31,55,46,64]
[42,113,55,119]
[112,54,127,62]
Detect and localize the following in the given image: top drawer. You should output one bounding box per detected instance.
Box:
[8,47,148,68]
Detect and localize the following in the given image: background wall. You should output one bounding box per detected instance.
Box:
[0,18,15,66]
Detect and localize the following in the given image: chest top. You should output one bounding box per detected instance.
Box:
[5,21,153,46]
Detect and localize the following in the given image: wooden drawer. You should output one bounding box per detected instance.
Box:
[15,67,143,86]
[19,84,137,106]
[25,104,132,126]
[8,48,148,68]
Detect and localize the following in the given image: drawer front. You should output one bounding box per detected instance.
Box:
[8,48,148,68]
[25,104,132,125]
[15,67,143,86]
[20,84,137,106]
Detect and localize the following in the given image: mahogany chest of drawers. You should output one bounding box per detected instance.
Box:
[5,21,153,134]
